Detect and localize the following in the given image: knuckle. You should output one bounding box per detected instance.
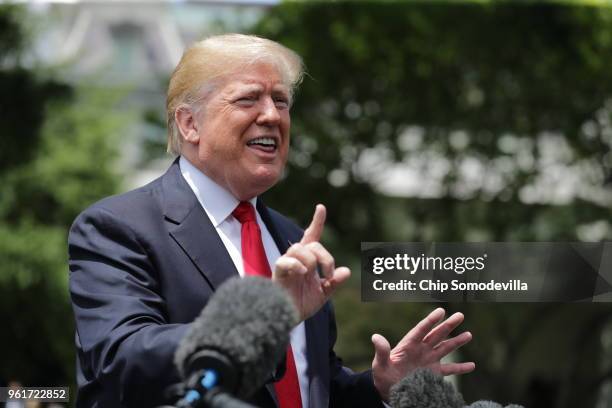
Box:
[321,259,335,271]
[275,257,291,270]
[287,244,304,257]
[276,257,305,275]
[289,243,303,251]
[305,242,322,251]
[275,255,288,265]
[289,258,303,270]
[304,254,317,268]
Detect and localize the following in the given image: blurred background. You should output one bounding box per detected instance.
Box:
[1,1,612,407]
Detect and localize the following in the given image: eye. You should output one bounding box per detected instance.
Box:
[274,97,289,109]
[235,95,258,106]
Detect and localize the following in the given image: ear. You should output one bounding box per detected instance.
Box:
[175,105,200,145]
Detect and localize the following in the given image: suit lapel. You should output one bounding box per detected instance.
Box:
[161,167,329,408]
[257,200,294,254]
[162,163,279,407]
[161,159,239,290]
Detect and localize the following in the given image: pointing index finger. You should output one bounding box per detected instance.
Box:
[301,204,326,244]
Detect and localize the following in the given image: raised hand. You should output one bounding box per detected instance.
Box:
[371,308,475,401]
[273,204,351,320]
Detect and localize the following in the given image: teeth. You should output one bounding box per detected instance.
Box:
[247,137,277,147]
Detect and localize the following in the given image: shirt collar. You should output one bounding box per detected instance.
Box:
[179,156,257,228]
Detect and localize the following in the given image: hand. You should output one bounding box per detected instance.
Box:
[273,204,351,321]
[371,308,475,401]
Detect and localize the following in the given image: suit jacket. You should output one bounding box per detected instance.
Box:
[68,158,384,408]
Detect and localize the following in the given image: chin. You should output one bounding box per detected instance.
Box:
[249,169,282,193]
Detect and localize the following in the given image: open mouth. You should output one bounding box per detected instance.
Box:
[246,136,278,153]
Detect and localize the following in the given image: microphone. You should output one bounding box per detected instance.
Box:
[173,276,299,407]
[390,368,464,408]
[390,369,525,408]
[465,402,502,408]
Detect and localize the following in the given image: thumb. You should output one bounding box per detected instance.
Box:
[371,333,391,369]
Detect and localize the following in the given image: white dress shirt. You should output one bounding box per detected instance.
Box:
[180,156,310,408]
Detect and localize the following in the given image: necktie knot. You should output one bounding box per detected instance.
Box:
[232,201,257,224]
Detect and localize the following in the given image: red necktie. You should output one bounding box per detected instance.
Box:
[232,201,303,408]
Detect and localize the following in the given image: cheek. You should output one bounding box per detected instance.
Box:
[202,121,247,157]
[284,113,291,132]
[214,138,244,161]
[281,115,291,143]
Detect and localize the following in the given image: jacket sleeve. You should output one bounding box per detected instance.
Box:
[326,302,386,408]
[69,205,190,407]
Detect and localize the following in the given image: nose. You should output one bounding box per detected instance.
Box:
[256,97,281,126]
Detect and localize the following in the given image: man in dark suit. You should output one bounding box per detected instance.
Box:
[69,34,474,408]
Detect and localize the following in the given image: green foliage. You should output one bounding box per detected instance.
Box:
[257,3,612,232]
[0,5,71,174]
[253,3,612,407]
[0,87,124,386]
[0,5,124,388]
[0,224,73,383]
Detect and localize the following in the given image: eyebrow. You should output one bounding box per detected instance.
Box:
[272,87,290,97]
[227,83,289,97]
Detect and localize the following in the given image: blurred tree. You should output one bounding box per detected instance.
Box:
[0,6,69,174]
[0,5,123,390]
[249,3,612,408]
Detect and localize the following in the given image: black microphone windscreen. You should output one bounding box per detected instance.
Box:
[390,368,464,408]
[467,400,525,408]
[466,402,503,408]
[174,276,298,398]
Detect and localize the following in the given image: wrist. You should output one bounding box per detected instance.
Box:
[372,370,390,402]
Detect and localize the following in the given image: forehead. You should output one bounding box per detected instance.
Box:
[218,63,290,94]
